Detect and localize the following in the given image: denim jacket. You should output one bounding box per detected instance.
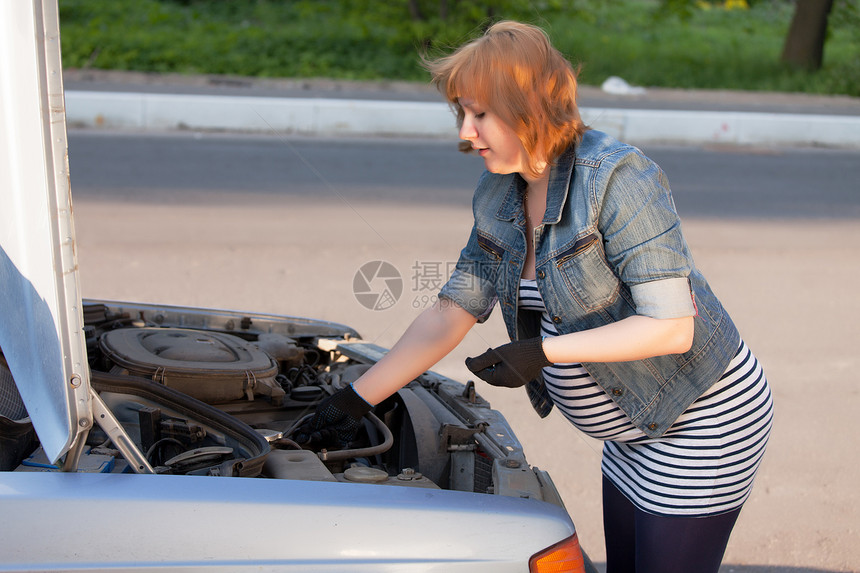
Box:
[439,130,740,439]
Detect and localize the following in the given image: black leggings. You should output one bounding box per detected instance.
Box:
[602,476,741,573]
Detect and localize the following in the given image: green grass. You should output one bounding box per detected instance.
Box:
[58,0,860,96]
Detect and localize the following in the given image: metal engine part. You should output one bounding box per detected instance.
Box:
[98,327,286,404]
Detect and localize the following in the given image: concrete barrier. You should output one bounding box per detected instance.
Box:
[65,90,860,148]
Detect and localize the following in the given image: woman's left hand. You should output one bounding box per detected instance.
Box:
[465,337,552,388]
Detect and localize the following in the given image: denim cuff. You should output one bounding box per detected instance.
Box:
[630,277,696,319]
[438,269,497,323]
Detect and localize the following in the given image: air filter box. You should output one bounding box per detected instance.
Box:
[99,328,284,405]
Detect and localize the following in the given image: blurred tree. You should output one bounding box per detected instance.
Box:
[659,0,850,71]
[780,0,834,70]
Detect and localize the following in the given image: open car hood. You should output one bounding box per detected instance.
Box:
[0,1,91,463]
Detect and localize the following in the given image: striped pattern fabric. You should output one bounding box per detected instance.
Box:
[519,279,773,516]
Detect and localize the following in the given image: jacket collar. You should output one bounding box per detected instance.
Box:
[494,144,576,224]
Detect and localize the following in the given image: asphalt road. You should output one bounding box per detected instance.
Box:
[69,131,860,219]
[68,130,860,573]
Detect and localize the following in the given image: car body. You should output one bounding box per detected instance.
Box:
[0,1,591,572]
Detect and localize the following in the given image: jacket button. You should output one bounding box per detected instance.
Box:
[648,423,658,431]
[537,270,545,279]
[612,388,623,396]
[552,316,561,323]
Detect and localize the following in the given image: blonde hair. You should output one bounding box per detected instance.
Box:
[423,21,587,179]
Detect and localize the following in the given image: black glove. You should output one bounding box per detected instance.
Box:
[465,337,552,388]
[294,385,372,448]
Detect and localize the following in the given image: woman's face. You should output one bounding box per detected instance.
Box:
[458,98,532,179]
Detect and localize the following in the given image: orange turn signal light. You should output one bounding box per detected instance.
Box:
[528,533,586,573]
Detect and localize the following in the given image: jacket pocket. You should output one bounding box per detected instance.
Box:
[556,234,620,312]
[477,232,505,261]
[555,233,599,266]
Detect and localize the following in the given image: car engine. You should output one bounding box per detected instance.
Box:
[1,300,563,506]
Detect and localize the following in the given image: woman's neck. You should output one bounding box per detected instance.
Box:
[520,165,549,188]
[521,172,549,281]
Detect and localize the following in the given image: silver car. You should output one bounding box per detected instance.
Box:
[0,1,593,571]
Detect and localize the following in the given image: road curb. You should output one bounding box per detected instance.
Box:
[65,90,860,148]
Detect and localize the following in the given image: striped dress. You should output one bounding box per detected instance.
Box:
[519,279,774,517]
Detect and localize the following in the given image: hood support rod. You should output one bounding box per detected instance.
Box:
[82,387,155,474]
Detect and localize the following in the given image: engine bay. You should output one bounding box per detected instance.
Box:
[1,301,561,505]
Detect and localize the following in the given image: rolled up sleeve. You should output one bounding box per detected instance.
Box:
[597,149,699,319]
[438,225,499,323]
[630,277,697,319]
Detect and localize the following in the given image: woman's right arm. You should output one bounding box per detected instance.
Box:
[352,297,478,405]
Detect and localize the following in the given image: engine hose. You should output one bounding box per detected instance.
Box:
[318,412,393,462]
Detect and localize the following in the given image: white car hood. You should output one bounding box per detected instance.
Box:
[0,1,91,463]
